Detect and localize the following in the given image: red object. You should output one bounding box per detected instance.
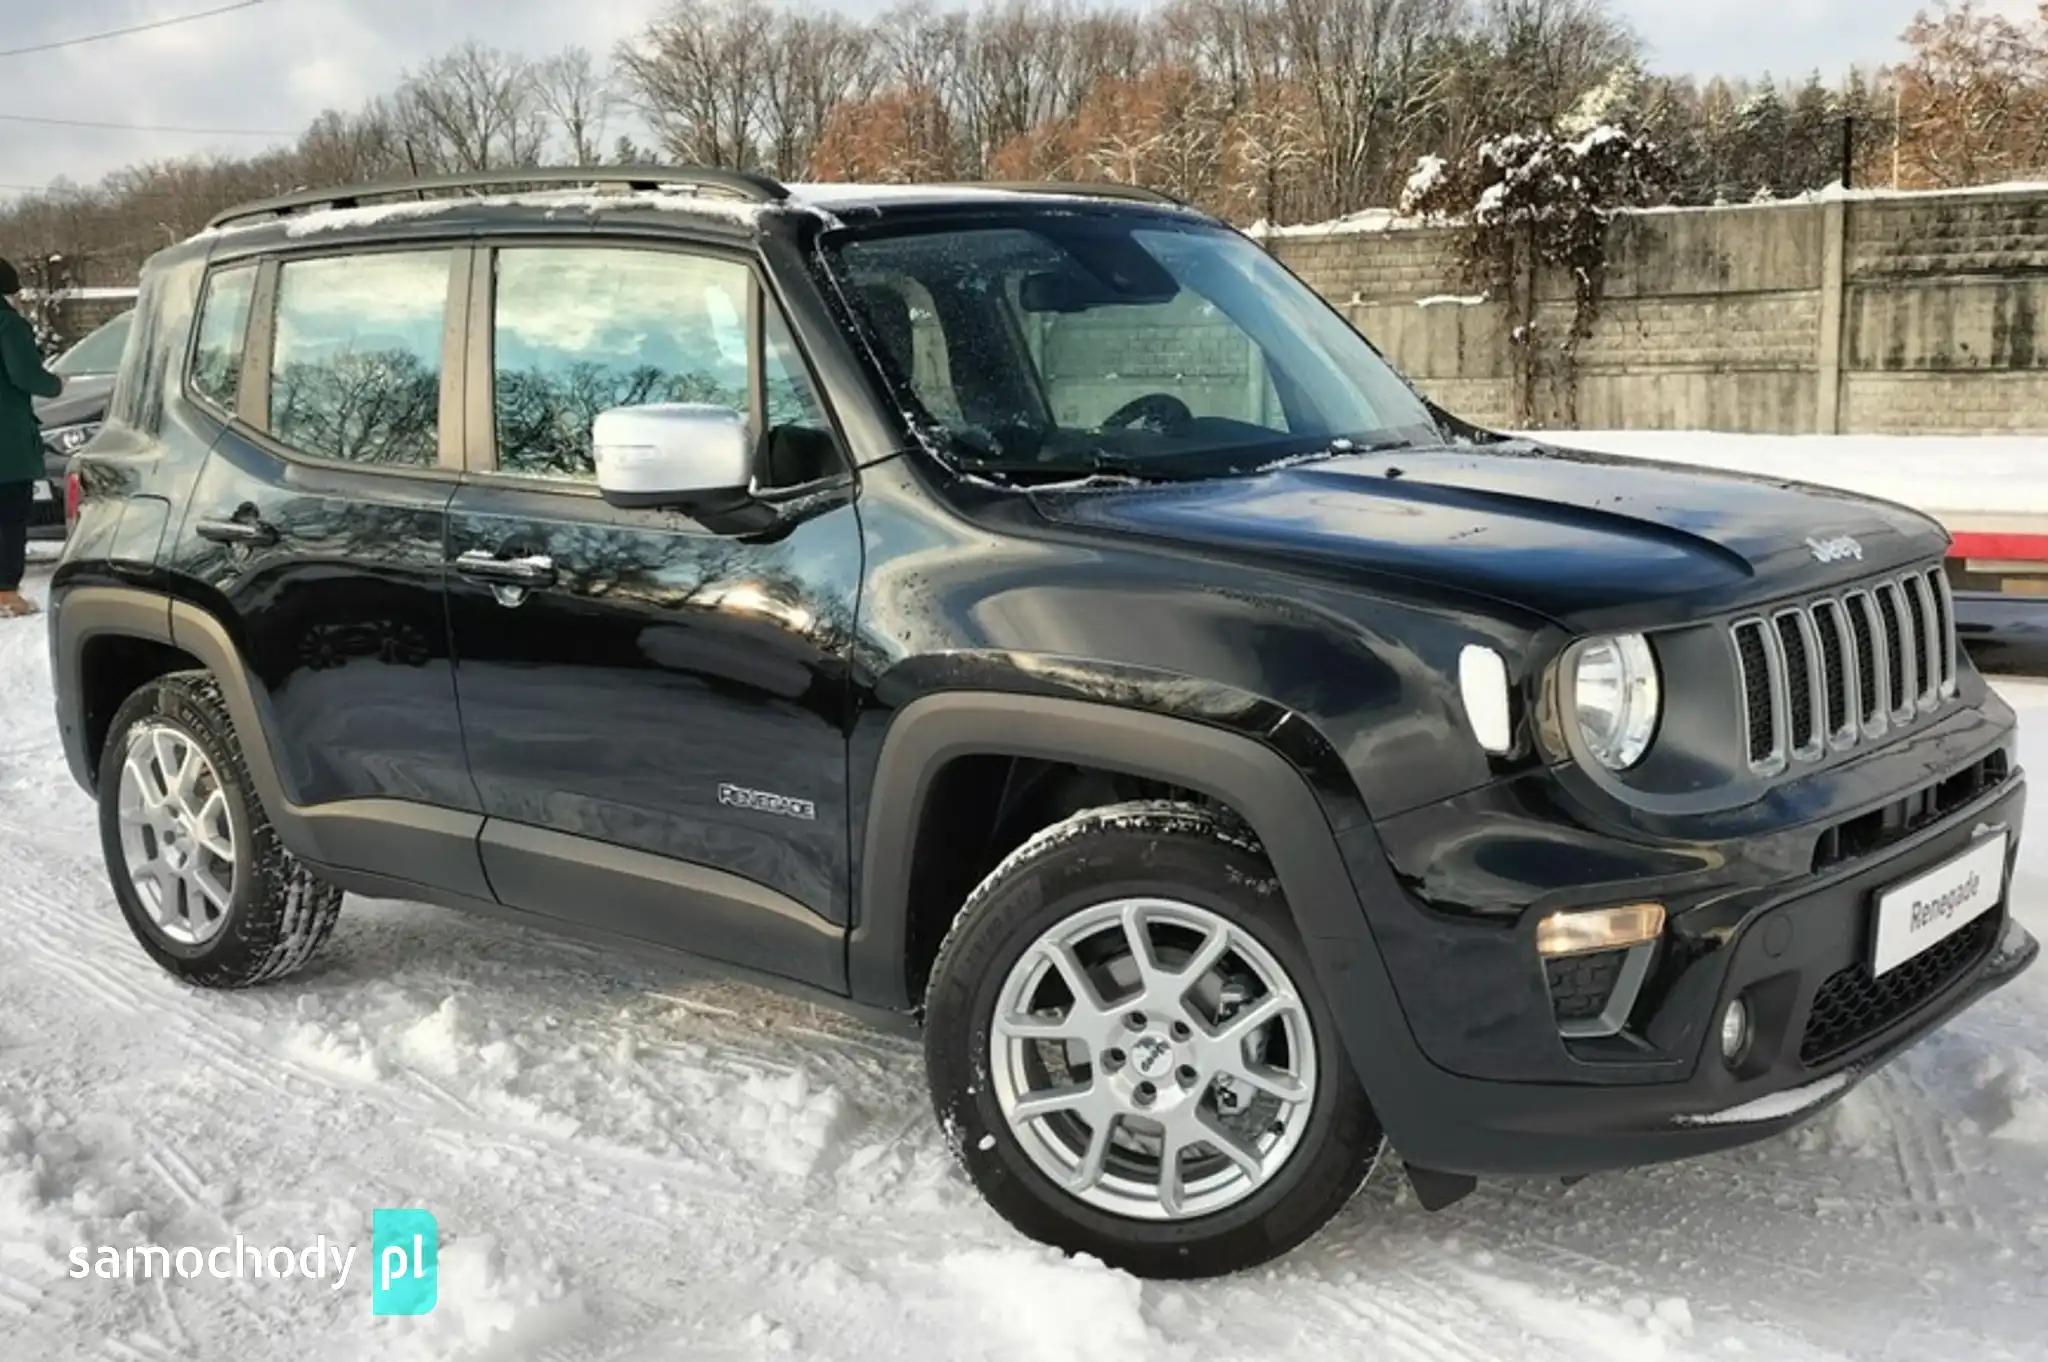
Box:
[63,471,81,528]
[1945,531,2048,562]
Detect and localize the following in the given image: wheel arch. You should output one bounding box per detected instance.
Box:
[850,692,1383,1008]
[850,690,1456,1158]
[53,586,489,898]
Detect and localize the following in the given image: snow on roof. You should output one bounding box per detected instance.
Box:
[196,179,1194,246]
[269,188,784,239]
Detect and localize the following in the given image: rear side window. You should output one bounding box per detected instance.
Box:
[268,251,449,467]
[189,266,255,412]
[491,247,753,481]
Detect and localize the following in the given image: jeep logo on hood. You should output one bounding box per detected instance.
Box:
[1806,534,1864,564]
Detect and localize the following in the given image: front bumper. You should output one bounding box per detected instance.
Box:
[1311,701,2036,1178]
[1388,877,2034,1179]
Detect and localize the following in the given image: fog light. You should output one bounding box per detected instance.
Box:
[1719,999,1751,1062]
[1535,902,1666,957]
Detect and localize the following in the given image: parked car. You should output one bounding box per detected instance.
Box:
[29,309,130,539]
[48,169,2035,1278]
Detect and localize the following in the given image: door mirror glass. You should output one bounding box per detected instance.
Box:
[592,403,753,510]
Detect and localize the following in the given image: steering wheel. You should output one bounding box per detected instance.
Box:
[1101,393,1194,434]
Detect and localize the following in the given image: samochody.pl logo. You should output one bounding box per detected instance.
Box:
[372,1208,439,1316]
[65,1207,440,1317]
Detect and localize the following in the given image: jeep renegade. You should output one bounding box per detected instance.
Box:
[48,168,2037,1277]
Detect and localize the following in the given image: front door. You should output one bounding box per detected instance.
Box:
[443,241,860,984]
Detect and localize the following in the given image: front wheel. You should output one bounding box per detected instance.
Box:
[923,802,1383,1277]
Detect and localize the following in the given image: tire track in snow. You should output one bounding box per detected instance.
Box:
[1873,1063,1981,1233]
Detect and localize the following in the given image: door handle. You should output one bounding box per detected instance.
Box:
[195,507,279,547]
[454,549,557,587]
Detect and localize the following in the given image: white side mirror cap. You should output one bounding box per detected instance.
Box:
[592,403,752,510]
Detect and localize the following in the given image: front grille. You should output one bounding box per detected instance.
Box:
[1731,566,1956,772]
[1799,913,1998,1064]
[1776,614,1818,752]
[1734,623,1775,765]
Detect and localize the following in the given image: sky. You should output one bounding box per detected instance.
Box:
[0,0,2035,201]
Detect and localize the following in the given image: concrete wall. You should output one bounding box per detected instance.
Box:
[1266,188,2048,435]
[47,293,135,353]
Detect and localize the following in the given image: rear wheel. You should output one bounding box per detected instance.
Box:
[98,672,342,987]
[923,801,1382,1277]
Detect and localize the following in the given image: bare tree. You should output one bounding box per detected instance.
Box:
[618,0,777,167]
[394,42,548,172]
[534,48,615,166]
[760,15,878,177]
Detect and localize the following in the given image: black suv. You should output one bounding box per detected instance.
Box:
[49,168,2035,1277]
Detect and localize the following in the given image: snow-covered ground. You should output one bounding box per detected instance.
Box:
[1536,430,2048,522]
[3,555,2047,1360]
[1531,430,2048,520]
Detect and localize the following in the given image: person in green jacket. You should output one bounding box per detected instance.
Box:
[0,258,63,619]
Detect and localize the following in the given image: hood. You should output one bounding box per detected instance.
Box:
[1028,442,1949,630]
[33,373,115,430]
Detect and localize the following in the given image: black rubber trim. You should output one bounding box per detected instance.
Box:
[49,588,498,903]
[479,819,846,992]
[850,692,1383,996]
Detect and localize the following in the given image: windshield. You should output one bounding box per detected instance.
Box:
[827,217,1438,483]
[52,310,133,376]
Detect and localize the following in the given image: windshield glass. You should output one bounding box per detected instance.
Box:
[828,217,1438,482]
[52,311,133,376]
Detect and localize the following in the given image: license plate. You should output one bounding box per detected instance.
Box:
[31,480,52,502]
[1871,831,2007,977]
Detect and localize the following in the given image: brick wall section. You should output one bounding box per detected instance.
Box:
[1264,188,2048,435]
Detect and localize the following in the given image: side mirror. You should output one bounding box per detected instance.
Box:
[592,404,753,511]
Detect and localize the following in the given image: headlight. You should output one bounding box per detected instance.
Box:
[45,421,101,455]
[1573,633,1660,770]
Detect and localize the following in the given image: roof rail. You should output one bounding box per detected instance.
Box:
[961,180,1191,208]
[206,165,791,230]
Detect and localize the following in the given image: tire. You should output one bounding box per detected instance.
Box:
[923,800,1383,1277]
[97,671,343,987]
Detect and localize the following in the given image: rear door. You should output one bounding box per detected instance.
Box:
[443,239,861,983]
[170,243,485,890]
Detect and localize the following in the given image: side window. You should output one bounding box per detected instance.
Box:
[760,306,841,488]
[493,247,752,481]
[108,273,165,431]
[189,265,255,412]
[268,251,449,467]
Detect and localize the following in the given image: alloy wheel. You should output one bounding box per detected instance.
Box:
[988,897,1319,1221]
[115,721,237,945]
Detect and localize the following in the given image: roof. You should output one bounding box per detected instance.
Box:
[200,167,1199,243]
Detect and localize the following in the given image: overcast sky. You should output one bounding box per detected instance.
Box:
[0,0,2030,200]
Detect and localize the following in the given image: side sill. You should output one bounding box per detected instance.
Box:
[308,858,892,1029]
[479,820,848,995]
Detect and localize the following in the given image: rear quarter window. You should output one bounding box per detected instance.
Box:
[188,265,256,413]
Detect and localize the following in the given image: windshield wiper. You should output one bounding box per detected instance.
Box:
[1246,435,1414,474]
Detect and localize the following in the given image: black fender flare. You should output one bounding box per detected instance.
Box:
[51,585,491,900]
[845,691,1444,1147]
